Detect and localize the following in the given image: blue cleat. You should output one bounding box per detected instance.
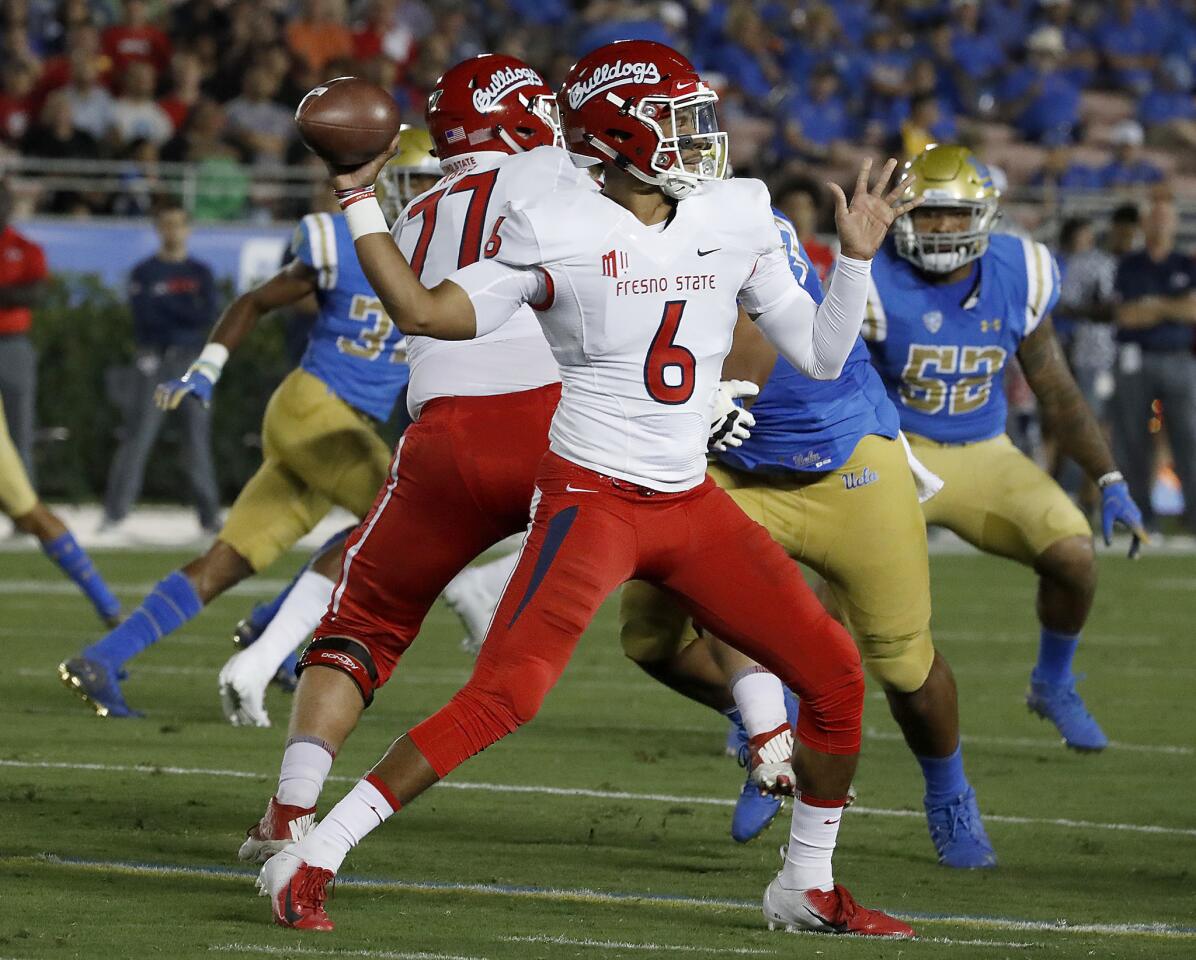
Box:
[57,656,143,718]
[232,616,299,694]
[729,688,801,843]
[1026,672,1108,752]
[924,786,997,869]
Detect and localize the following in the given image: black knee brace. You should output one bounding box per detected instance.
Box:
[296,636,379,707]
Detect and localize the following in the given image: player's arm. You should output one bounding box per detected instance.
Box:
[154,260,319,410]
[721,308,777,394]
[1018,317,1147,555]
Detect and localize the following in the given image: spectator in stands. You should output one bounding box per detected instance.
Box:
[781,4,844,86]
[0,60,36,150]
[1111,197,1196,534]
[772,175,835,282]
[1100,120,1164,189]
[286,0,354,74]
[1140,57,1196,151]
[779,63,854,165]
[948,0,1005,90]
[102,201,220,534]
[225,65,294,166]
[23,91,102,215]
[0,179,48,480]
[1036,0,1098,87]
[112,138,162,217]
[1029,134,1101,193]
[1096,0,1166,96]
[111,61,173,148]
[717,4,785,104]
[1001,25,1081,143]
[158,51,204,134]
[62,45,115,143]
[102,0,171,78]
[35,22,108,106]
[1053,216,1118,500]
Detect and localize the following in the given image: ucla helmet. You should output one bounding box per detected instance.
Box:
[376,126,443,223]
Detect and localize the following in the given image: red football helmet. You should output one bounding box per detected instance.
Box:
[426,54,561,162]
[559,40,728,199]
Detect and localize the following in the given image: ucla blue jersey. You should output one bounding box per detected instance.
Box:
[863,233,1060,444]
[292,213,409,422]
[718,210,900,474]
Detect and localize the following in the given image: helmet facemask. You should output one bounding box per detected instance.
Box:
[894,198,999,274]
[493,91,562,154]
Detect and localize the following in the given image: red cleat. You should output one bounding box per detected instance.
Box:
[239,796,316,864]
[257,849,335,931]
[763,876,915,938]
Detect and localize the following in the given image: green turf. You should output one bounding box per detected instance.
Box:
[1,548,1194,959]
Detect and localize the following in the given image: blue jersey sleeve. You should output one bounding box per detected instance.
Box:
[291,213,339,290]
[772,208,824,305]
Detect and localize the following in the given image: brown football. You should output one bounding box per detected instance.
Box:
[295,76,402,167]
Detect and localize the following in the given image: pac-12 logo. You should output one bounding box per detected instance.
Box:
[922,310,943,333]
[472,66,541,112]
[601,249,630,278]
[568,61,663,108]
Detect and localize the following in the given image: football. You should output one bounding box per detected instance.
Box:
[295,76,402,167]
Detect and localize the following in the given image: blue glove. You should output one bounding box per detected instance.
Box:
[154,369,215,410]
[1100,479,1147,559]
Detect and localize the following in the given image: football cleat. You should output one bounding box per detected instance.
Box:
[443,567,500,655]
[729,688,800,843]
[763,876,915,938]
[232,616,299,694]
[57,656,142,718]
[240,796,317,864]
[219,650,273,728]
[1026,672,1108,752]
[924,785,997,869]
[257,848,334,931]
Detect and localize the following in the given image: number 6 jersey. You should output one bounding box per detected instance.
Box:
[862,233,1060,444]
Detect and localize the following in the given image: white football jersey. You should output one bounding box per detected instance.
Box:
[394,148,593,418]
[450,156,824,492]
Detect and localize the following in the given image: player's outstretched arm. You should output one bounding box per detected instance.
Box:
[155,261,319,411]
[327,136,479,341]
[1018,317,1148,557]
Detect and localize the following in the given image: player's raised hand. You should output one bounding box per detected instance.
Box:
[828,157,923,261]
[326,130,403,192]
[1100,477,1149,559]
[154,368,216,410]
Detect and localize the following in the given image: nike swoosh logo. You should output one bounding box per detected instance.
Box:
[697,248,720,257]
[565,484,598,494]
[823,818,840,825]
[284,884,302,925]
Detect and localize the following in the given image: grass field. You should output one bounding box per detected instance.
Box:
[1,547,1194,960]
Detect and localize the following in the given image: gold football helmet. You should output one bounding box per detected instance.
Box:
[893,144,1000,274]
[376,125,443,223]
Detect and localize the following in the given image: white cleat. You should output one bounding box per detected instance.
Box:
[443,568,501,655]
[763,875,915,937]
[219,651,272,727]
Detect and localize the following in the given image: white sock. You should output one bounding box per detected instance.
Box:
[781,796,843,892]
[291,776,395,873]
[730,667,787,738]
[276,737,334,808]
[243,571,335,677]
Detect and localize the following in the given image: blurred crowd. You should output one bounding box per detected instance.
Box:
[0,0,1194,220]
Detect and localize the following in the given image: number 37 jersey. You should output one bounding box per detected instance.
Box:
[863,233,1060,445]
[446,147,820,492]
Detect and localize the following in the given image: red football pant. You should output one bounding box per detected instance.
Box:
[316,385,561,685]
[409,453,864,778]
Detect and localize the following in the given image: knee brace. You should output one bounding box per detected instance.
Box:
[296,636,379,707]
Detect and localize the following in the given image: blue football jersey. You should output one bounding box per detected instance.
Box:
[718,210,900,474]
[863,233,1060,444]
[292,212,409,422]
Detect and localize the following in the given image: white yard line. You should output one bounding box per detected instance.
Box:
[18,855,1196,942]
[3,758,1195,839]
[863,726,1193,757]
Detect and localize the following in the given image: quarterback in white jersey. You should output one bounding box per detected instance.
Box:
[261,41,920,939]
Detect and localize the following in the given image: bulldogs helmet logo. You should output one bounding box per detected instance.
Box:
[471,65,542,112]
[567,60,663,109]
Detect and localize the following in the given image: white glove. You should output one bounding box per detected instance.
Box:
[708,379,759,451]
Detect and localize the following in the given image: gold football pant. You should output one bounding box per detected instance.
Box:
[907,432,1092,564]
[0,393,38,518]
[619,434,935,693]
[219,369,393,571]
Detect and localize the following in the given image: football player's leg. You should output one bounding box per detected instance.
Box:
[814,435,992,868]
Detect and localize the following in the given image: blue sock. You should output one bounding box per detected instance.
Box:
[43,532,121,622]
[83,571,202,670]
[248,526,352,633]
[1034,628,1080,685]
[918,743,970,802]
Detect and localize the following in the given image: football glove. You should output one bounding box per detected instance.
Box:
[1100,476,1148,559]
[709,379,759,452]
[155,367,216,410]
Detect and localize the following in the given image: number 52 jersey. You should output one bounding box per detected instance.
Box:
[862,233,1060,444]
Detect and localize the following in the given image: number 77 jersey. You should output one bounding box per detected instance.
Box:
[862,233,1060,444]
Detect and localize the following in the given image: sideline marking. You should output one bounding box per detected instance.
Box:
[3,759,1195,839]
[16,855,1196,942]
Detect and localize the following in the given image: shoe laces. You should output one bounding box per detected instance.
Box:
[933,793,978,844]
[294,866,335,907]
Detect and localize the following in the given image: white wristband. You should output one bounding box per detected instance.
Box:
[342,194,389,240]
[190,342,229,383]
